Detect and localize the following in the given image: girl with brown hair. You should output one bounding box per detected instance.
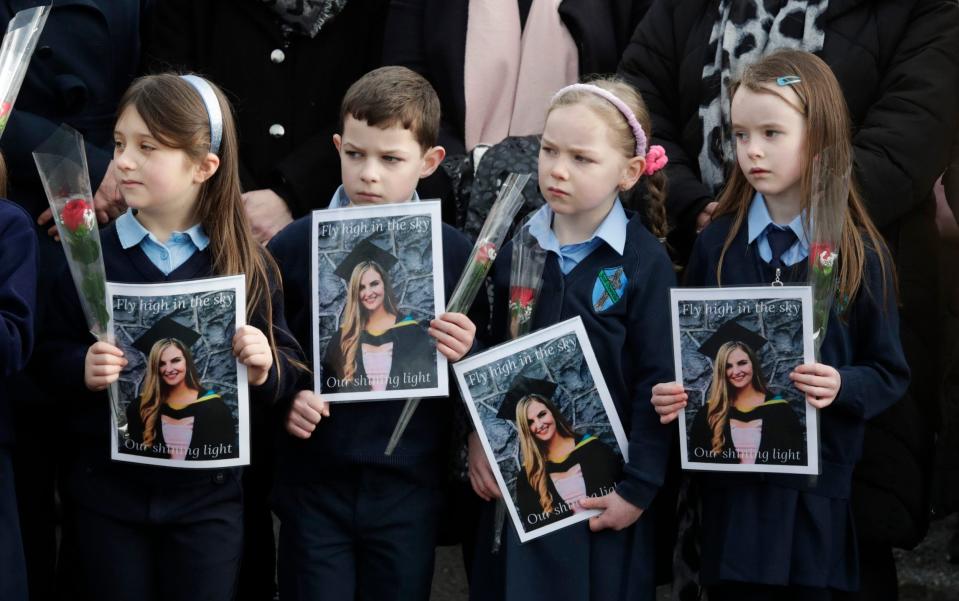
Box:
[44,73,303,600]
[651,50,910,599]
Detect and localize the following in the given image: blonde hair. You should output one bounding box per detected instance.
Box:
[704,341,771,454]
[714,50,891,308]
[516,394,577,515]
[138,338,201,447]
[547,78,669,240]
[338,261,399,383]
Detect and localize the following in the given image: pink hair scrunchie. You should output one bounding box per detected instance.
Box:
[644,145,668,176]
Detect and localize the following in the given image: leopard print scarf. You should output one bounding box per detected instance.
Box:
[697,0,827,192]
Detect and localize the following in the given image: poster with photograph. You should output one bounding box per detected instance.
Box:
[671,286,818,475]
[312,202,446,402]
[453,317,628,543]
[107,275,248,468]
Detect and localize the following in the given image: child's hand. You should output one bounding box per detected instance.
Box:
[579,491,643,532]
[429,312,476,362]
[285,390,330,439]
[468,432,501,501]
[790,363,841,409]
[233,325,273,386]
[650,382,687,424]
[84,341,127,391]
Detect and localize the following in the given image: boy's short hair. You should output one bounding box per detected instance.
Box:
[340,66,441,152]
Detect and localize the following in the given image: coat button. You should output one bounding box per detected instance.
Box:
[36,45,52,59]
[213,472,225,484]
[269,123,285,138]
[270,48,285,64]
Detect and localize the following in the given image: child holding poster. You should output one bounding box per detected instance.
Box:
[41,74,302,600]
[468,78,675,600]
[267,66,481,600]
[650,50,910,598]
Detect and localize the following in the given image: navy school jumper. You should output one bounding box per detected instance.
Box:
[471,213,676,601]
[40,222,303,488]
[267,214,480,483]
[0,199,37,601]
[685,214,910,590]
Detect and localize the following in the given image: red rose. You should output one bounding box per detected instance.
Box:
[476,241,497,263]
[510,286,535,307]
[61,198,93,233]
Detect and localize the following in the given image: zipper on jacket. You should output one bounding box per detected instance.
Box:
[771,267,783,287]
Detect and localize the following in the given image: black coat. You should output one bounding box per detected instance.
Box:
[320,319,436,394]
[142,0,389,217]
[620,0,959,548]
[0,0,146,220]
[384,0,652,157]
[515,435,621,531]
[687,398,805,466]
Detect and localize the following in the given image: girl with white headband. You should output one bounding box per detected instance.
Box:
[469,78,675,601]
[42,73,304,600]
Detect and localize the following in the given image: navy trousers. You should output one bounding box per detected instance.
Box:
[470,498,658,601]
[274,465,442,601]
[0,449,28,601]
[60,457,243,601]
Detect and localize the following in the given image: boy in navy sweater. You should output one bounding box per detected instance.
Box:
[267,66,479,601]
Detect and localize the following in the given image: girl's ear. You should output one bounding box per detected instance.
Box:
[619,155,646,191]
[420,145,446,178]
[193,152,220,184]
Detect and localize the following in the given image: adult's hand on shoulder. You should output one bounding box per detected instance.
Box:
[696,201,718,234]
[94,161,126,224]
[243,188,293,244]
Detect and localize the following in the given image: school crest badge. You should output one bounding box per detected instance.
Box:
[592,267,627,312]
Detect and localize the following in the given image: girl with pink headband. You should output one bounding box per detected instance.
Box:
[468,78,675,600]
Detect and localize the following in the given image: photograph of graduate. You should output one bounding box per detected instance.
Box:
[319,236,437,395]
[685,319,806,468]
[503,376,621,532]
[123,316,238,462]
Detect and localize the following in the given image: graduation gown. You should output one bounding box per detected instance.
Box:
[126,391,237,461]
[320,317,435,394]
[687,398,805,466]
[515,435,621,530]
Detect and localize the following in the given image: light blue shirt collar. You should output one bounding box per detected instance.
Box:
[115,210,210,251]
[327,185,421,209]
[746,193,810,265]
[527,198,628,257]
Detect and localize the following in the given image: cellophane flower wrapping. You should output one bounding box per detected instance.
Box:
[33,124,125,432]
[385,172,532,455]
[508,221,547,339]
[0,6,49,137]
[807,149,850,360]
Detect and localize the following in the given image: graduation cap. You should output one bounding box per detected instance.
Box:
[131,315,201,357]
[333,237,399,282]
[696,319,767,359]
[496,376,559,421]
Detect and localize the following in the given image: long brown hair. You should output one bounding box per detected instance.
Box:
[548,78,669,240]
[516,394,578,515]
[704,341,771,454]
[338,261,399,383]
[117,74,284,377]
[713,50,890,307]
[139,338,201,447]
